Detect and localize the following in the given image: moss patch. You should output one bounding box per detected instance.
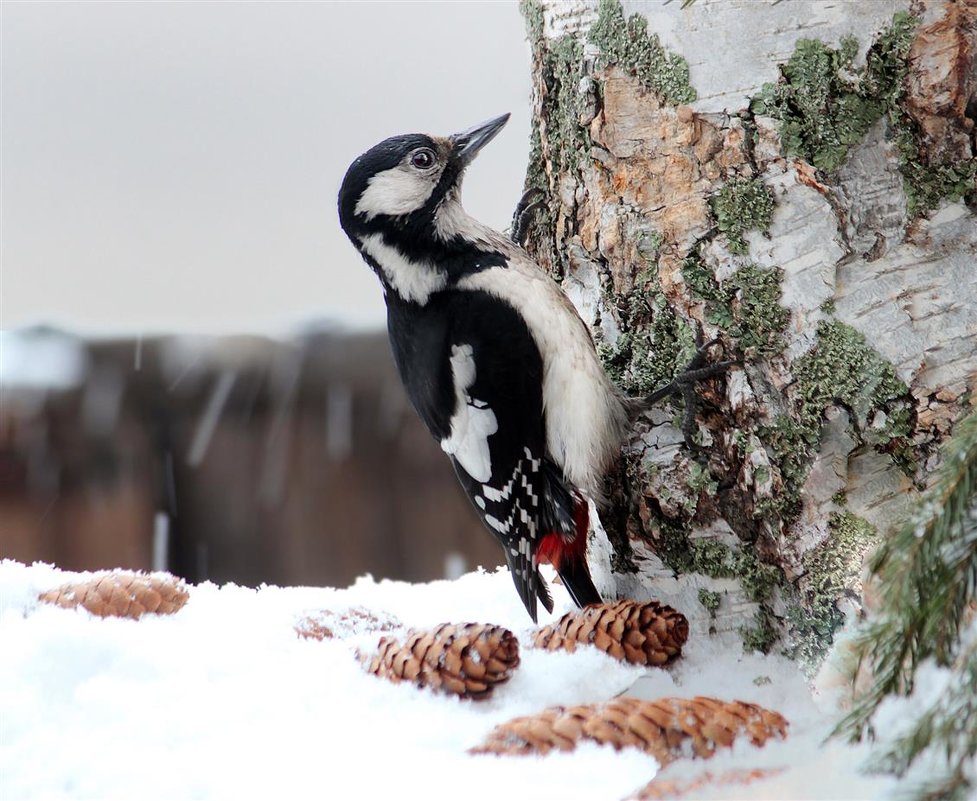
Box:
[788,512,880,668]
[711,177,775,255]
[588,0,696,105]
[682,252,789,357]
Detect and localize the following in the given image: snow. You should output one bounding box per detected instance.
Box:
[0,560,899,800]
[0,330,88,390]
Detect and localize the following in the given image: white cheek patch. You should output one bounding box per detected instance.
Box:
[440,344,498,482]
[355,167,437,220]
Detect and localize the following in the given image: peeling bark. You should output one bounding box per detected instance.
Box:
[522,0,977,670]
[904,0,977,165]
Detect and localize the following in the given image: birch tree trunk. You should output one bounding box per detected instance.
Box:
[520,0,977,671]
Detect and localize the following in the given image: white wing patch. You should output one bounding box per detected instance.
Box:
[440,344,498,482]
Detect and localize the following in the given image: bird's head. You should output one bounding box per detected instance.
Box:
[338,114,511,301]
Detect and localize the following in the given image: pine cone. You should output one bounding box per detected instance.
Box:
[295,607,399,640]
[362,622,519,699]
[470,696,787,763]
[38,572,189,619]
[533,600,689,665]
[295,617,334,640]
[632,767,786,800]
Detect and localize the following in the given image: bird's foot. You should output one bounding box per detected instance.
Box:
[646,335,734,449]
[510,187,545,247]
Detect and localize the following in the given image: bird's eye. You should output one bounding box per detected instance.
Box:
[410,149,436,170]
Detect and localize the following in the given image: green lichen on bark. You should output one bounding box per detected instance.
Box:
[711,177,775,255]
[759,319,912,520]
[792,319,908,441]
[895,129,977,217]
[740,607,779,654]
[751,13,917,173]
[656,525,780,605]
[599,273,696,396]
[788,511,880,669]
[684,461,718,516]
[520,0,589,176]
[588,0,696,105]
[682,252,789,357]
[519,0,544,41]
[519,0,591,268]
[752,12,975,217]
[698,588,721,616]
[726,266,791,356]
[645,462,784,652]
[544,35,590,175]
[756,417,810,520]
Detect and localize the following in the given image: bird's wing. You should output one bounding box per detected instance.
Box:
[383,286,577,621]
[456,247,629,500]
[442,288,577,622]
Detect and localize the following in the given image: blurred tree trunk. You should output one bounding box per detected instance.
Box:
[520,0,977,670]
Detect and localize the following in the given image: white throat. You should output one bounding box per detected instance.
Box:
[433,194,498,248]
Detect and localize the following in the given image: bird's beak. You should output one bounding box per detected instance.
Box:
[449,113,510,167]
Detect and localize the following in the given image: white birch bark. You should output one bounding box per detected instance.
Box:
[524,0,977,667]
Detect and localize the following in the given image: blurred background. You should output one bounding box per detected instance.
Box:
[1,1,532,587]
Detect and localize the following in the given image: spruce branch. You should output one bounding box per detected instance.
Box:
[874,638,977,801]
[834,408,977,795]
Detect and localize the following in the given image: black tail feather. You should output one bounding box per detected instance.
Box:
[558,558,603,609]
[504,550,554,624]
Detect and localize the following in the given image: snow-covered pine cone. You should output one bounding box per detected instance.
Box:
[533,600,689,665]
[295,607,400,640]
[470,696,787,763]
[362,622,520,700]
[632,767,786,799]
[38,572,189,619]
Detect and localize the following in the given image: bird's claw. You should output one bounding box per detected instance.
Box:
[510,188,545,246]
[646,336,734,450]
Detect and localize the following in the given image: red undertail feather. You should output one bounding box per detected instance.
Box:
[535,497,603,609]
[536,496,590,571]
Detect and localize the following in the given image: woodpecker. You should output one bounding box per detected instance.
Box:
[337,113,633,621]
[338,114,726,621]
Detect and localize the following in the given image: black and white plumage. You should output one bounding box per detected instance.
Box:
[338,114,629,622]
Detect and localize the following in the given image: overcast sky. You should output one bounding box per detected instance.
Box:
[1,1,531,336]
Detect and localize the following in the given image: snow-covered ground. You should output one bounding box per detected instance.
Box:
[0,560,896,800]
